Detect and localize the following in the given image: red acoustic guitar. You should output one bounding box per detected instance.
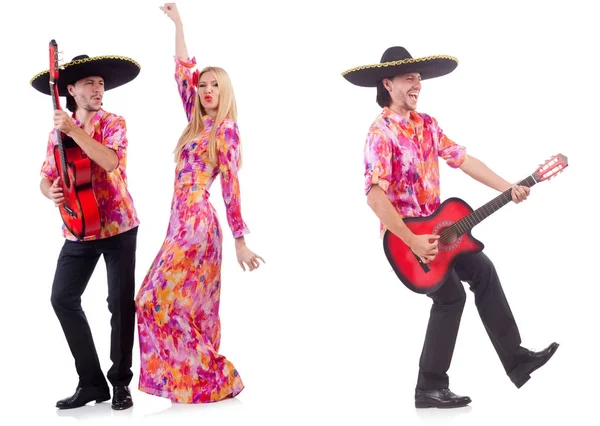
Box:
[383,153,568,295]
[49,39,101,240]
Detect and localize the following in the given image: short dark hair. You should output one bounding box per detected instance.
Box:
[376,77,393,108]
[66,93,77,112]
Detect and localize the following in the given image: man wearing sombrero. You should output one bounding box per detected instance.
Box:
[342,47,559,408]
[31,53,141,410]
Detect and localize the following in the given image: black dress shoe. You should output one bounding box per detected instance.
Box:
[112,385,133,410]
[415,388,471,408]
[509,342,559,388]
[56,386,111,409]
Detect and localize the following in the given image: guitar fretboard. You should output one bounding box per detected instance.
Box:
[446,175,538,237]
[49,42,70,187]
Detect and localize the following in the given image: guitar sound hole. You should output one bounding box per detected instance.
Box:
[438,227,457,245]
[432,221,462,251]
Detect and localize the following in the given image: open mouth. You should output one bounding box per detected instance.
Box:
[409,92,418,101]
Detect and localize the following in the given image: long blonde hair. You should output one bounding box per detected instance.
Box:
[174,66,239,164]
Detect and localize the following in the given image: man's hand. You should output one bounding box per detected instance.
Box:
[54,110,77,135]
[510,184,530,203]
[408,234,440,264]
[48,176,64,206]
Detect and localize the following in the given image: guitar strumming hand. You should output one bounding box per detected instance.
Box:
[47,176,65,207]
[408,233,440,264]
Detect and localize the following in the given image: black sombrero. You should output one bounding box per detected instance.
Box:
[342,46,458,87]
[30,54,141,96]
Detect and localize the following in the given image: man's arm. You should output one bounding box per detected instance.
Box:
[54,111,118,172]
[367,185,439,263]
[367,185,415,246]
[68,126,118,172]
[459,154,529,202]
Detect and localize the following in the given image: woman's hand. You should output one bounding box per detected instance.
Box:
[235,238,265,272]
[159,2,182,25]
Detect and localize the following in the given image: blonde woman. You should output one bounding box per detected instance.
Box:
[135,2,264,403]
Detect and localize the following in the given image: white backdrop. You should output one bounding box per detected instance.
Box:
[1,0,598,424]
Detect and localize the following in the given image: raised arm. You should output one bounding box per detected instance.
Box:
[160,3,189,59]
[160,3,196,121]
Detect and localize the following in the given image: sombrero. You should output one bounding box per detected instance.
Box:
[342,46,458,87]
[30,54,141,96]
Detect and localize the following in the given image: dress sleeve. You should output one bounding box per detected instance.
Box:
[174,56,199,122]
[218,121,250,238]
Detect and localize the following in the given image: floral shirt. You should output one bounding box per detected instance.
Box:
[364,107,467,234]
[40,109,139,241]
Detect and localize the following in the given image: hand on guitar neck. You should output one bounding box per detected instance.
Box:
[53,110,119,172]
[509,183,530,203]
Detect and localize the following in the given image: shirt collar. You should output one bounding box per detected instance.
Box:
[382,107,423,128]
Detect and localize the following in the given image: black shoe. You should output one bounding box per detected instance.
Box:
[509,342,559,388]
[56,386,111,409]
[415,388,471,409]
[112,385,133,410]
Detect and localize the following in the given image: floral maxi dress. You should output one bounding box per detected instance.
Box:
[135,56,249,403]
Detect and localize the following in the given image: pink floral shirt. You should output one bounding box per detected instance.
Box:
[364,107,467,234]
[40,109,139,241]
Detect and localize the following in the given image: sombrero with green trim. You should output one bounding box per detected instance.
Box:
[30,54,141,96]
[342,46,458,87]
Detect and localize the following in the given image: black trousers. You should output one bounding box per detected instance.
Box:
[50,226,138,389]
[416,251,528,390]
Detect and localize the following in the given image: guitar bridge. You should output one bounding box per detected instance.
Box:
[63,205,77,218]
[413,252,431,273]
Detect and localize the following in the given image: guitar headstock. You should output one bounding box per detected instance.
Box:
[48,39,64,110]
[533,153,568,182]
[48,39,60,84]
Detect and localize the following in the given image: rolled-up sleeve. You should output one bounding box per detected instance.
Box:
[364,128,393,194]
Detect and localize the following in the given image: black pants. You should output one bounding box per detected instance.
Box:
[50,226,138,389]
[416,251,528,390]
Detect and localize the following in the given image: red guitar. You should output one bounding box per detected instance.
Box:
[383,154,568,295]
[49,39,101,240]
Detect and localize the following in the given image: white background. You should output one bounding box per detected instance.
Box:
[1,0,597,424]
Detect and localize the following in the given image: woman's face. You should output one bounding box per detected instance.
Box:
[198,71,219,115]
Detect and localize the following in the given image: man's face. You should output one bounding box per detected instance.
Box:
[384,72,422,115]
[68,76,104,112]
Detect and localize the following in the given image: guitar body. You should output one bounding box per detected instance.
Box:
[53,137,101,240]
[383,198,484,295]
[381,153,568,295]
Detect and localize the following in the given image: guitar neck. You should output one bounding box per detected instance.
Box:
[50,80,69,184]
[453,175,538,236]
